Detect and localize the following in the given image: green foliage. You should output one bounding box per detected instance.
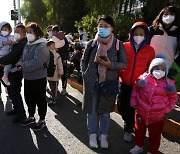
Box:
[21,0,180,39]
[21,0,87,33]
[74,14,98,39]
[21,0,47,30]
[115,13,142,41]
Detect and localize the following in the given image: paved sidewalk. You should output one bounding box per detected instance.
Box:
[0,83,179,154]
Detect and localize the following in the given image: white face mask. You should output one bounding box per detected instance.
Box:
[47,31,53,37]
[26,33,35,42]
[133,36,144,44]
[52,36,65,48]
[14,33,21,42]
[152,70,165,79]
[162,15,175,24]
[1,31,9,36]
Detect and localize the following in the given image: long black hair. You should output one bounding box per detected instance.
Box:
[152,6,179,30]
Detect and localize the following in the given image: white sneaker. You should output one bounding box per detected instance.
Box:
[60,89,67,95]
[89,134,98,148]
[124,132,132,142]
[130,145,143,154]
[99,134,109,148]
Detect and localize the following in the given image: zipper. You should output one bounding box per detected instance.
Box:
[130,49,138,85]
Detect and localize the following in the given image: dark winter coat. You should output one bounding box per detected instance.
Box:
[81,38,127,114]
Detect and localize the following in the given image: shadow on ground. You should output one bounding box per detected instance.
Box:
[0,95,66,154]
[49,93,164,154]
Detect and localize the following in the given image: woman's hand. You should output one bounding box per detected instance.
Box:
[15,62,23,71]
[98,57,111,68]
[16,61,22,67]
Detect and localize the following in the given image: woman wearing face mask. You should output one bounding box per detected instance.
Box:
[129,56,178,154]
[16,22,49,131]
[81,15,127,148]
[117,22,155,142]
[149,6,180,67]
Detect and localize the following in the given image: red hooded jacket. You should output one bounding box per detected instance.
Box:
[118,22,155,86]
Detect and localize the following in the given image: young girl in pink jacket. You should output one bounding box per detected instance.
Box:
[130,56,178,154]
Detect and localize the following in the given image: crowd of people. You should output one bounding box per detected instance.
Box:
[0,5,179,154]
[81,6,179,154]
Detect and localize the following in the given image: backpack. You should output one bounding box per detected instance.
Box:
[57,37,70,60]
[47,51,56,77]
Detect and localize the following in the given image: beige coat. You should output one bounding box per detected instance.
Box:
[47,51,63,81]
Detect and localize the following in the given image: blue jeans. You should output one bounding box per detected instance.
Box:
[87,81,110,136]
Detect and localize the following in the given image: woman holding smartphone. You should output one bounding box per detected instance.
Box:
[81,15,127,149]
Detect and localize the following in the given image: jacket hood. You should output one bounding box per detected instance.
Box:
[0,21,12,32]
[129,22,150,50]
[28,37,47,45]
[138,55,176,93]
[148,57,169,75]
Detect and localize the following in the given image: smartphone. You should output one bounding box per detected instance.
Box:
[99,55,107,61]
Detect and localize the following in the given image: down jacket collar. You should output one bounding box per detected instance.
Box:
[28,37,47,45]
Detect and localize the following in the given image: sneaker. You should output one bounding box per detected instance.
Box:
[130,145,143,154]
[21,117,35,126]
[48,99,56,106]
[6,109,17,116]
[89,134,98,148]
[32,120,46,131]
[13,114,26,123]
[99,134,109,148]
[2,76,10,86]
[60,89,67,95]
[124,132,132,142]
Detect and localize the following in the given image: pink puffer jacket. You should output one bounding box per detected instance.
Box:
[131,73,178,124]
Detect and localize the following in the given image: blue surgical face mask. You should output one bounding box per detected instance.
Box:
[98,28,111,38]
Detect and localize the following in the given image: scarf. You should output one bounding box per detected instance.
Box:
[94,33,114,83]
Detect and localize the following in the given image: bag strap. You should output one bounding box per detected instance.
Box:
[116,39,120,51]
[116,39,120,62]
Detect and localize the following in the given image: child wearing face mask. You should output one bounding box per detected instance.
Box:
[149,6,180,67]
[46,40,63,106]
[0,21,13,86]
[130,56,178,154]
[117,22,155,142]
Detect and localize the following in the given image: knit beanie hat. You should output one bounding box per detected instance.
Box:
[138,54,176,93]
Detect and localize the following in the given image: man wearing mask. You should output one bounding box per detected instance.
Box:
[46,25,53,39]
[0,24,27,123]
[78,27,88,47]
